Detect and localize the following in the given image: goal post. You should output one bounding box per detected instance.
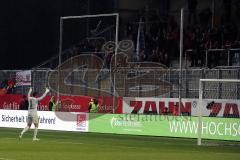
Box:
[198,78,240,145]
[54,13,119,113]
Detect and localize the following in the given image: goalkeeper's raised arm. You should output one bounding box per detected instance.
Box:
[36,87,50,101]
[27,87,32,98]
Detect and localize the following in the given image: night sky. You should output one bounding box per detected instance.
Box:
[0,0,113,69]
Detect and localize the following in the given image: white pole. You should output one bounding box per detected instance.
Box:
[113,13,119,113]
[179,8,184,115]
[57,18,63,103]
[197,80,203,146]
[136,19,142,61]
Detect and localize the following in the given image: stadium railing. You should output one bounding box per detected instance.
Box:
[0,68,239,99]
[185,48,240,68]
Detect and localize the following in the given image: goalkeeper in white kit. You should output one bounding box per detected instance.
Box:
[19,87,50,141]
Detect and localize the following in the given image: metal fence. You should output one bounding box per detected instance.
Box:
[1,68,239,99]
[185,48,240,68]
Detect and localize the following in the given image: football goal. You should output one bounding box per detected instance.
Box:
[198,79,240,145]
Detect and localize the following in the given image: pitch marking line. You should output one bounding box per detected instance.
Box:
[45,140,84,145]
[0,137,84,145]
[0,158,16,160]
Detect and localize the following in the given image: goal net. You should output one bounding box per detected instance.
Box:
[198,79,240,145]
[47,13,120,113]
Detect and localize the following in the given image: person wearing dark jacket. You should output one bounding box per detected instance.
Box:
[19,95,28,110]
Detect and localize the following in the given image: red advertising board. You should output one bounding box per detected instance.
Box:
[0,94,122,113]
[123,97,240,117]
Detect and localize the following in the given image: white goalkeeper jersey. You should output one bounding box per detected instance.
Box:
[27,88,49,116]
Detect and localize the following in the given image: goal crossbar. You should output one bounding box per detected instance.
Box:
[61,13,119,20]
[200,79,240,83]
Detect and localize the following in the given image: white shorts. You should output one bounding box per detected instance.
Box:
[27,114,39,124]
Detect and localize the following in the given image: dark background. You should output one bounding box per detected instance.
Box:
[0,0,114,69]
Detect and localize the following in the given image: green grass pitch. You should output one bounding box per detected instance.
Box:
[0,128,239,160]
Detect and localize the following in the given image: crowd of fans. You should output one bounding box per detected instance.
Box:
[58,1,240,68]
[0,79,16,94]
[125,8,239,67]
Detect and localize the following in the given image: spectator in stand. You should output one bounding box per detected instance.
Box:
[19,95,28,110]
[6,79,16,94]
[104,50,113,68]
[0,79,8,89]
[0,79,16,94]
[148,48,158,62]
[191,27,204,67]
[126,22,134,39]
[0,88,7,95]
[166,16,179,62]
[0,80,8,95]
[158,48,169,66]
[139,50,147,61]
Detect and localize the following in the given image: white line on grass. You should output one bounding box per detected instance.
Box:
[0,137,84,145]
[44,140,84,145]
[0,138,17,141]
[0,157,16,160]
[0,130,84,141]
